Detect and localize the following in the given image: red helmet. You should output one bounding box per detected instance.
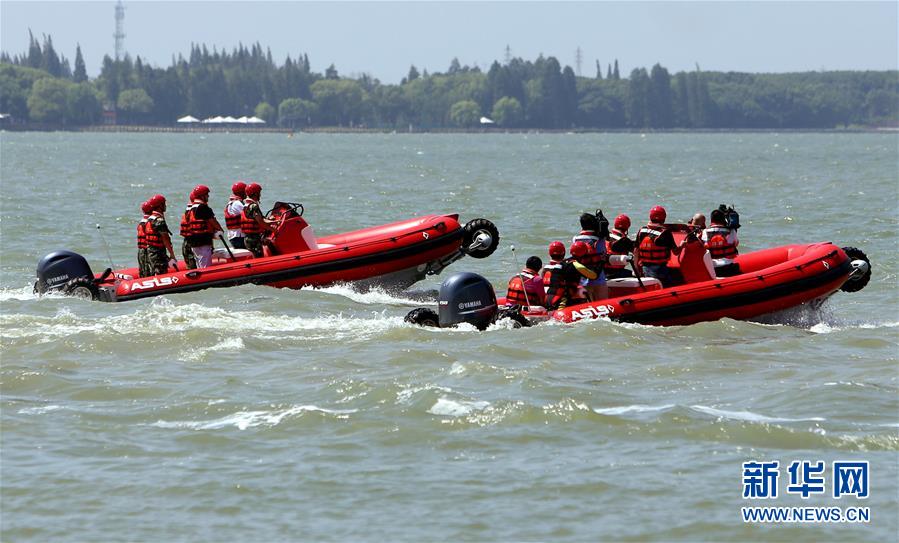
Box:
[570,240,589,258]
[193,184,210,200]
[231,182,247,198]
[140,200,152,214]
[548,241,566,259]
[614,214,631,231]
[245,182,262,199]
[148,194,166,211]
[649,206,666,223]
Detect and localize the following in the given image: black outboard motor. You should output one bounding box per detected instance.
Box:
[35,250,98,299]
[405,272,499,330]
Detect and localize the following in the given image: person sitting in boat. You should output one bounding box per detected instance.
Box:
[605,214,635,279]
[572,213,609,301]
[688,212,706,233]
[240,182,277,258]
[223,182,247,249]
[144,194,178,275]
[540,241,566,295]
[635,206,687,288]
[506,256,546,308]
[702,207,740,277]
[180,184,225,269]
[137,200,152,278]
[546,241,597,310]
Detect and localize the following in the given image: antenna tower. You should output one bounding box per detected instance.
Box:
[114,0,126,60]
[575,46,583,76]
[504,44,512,64]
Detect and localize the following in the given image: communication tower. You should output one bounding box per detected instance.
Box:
[575,46,583,77]
[114,0,125,60]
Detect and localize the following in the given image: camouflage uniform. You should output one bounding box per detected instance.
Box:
[147,215,173,275]
[243,201,265,257]
[181,239,197,269]
[137,216,150,277]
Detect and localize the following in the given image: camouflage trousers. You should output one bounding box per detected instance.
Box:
[137,248,150,277]
[182,240,197,269]
[147,247,170,275]
[245,234,264,258]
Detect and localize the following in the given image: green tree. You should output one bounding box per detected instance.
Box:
[73,44,87,82]
[66,82,101,124]
[491,96,523,127]
[254,101,276,123]
[449,99,480,127]
[310,79,366,126]
[278,97,317,127]
[117,88,154,123]
[27,77,69,122]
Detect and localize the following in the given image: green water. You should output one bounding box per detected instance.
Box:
[1,132,897,541]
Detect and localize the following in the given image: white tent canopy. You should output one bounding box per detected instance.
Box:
[222,116,238,123]
[479,116,495,125]
[247,116,266,124]
[177,115,199,123]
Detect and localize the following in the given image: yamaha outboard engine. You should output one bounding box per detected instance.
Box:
[438,272,498,330]
[35,250,97,298]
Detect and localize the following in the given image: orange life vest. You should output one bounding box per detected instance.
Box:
[541,260,562,293]
[144,212,166,248]
[636,225,670,264]
[224,196,243,230]
[137,215,149,249]
[704,225,738,259]
[240,198,263,235]
[180,201,213,237]
[572,231,605,272]
[506,270,545,307]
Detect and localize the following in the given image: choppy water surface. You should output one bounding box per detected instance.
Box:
[1,132,897,541]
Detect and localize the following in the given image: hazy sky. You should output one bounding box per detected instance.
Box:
[2,1,897,83]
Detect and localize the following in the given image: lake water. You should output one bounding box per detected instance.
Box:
[1,131,897,541]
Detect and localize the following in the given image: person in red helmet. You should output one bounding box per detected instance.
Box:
[224,182,247,249]
[635,205,686,287]
[137,200,152,277]
[545,241,598,310]
[605,213,635,279]
[505,255,546,308]
[179,184,224,269]
[144,194,178,275]
[240,182,275,257]
[539,241,566,295]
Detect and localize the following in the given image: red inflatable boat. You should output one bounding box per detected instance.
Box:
[497,228,871,327]
[35,202,501,302]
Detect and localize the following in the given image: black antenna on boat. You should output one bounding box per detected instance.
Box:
[96,224,118,270]
[509,244,532,308]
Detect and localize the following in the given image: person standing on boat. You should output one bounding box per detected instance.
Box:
[144,194,177,275]
[546,241,597,310]
[702,207,740,277]
[137,200,152,278]
[605,214,635,279]
[688,212,706,233]
[635,206,687,287]
[180,184,225,269]
[540,241,566,295]
[223,182,247,249]
[506,256,545,308]
[572,213,609,301]
[240,183,276,258]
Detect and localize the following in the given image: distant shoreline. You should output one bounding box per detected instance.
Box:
[1,124,896,134]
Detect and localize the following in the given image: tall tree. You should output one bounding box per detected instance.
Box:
[613,60,620,80]
[595,60,603,80]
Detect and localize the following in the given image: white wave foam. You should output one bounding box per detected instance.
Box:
[690,405,826,423]
[593,404,676,416]
[428,397,490,417]
[303,284,424,306]
[181,337,245,363]
[396,384,452,404]
[19,404,64,415]
[0,286,40,302]
[152,404,356,431]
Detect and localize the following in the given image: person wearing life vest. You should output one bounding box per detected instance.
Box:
[540,241,566,295]
[224,181,247,249]
[572,213,609,301]
[545,241,598,310]
[137,200,152,278]
[506,256,546,308]
[605,214,635,279]
[179,184,224,269]
[688,212,706,234]
[240,182,276,258]
[635,206,687,288]
[144,194,178,275]
[702,207,740,277]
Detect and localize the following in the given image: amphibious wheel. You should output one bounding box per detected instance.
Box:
[405,307,440,328]
[461,219,500,259]
[496,307,531,328]
[63,277,99,300]
[840,247,872,293]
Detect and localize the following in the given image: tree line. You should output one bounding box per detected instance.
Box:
[1,32,897,129]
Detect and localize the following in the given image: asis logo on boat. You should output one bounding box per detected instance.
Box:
[569,304,615,321]
[127,276,180,291]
